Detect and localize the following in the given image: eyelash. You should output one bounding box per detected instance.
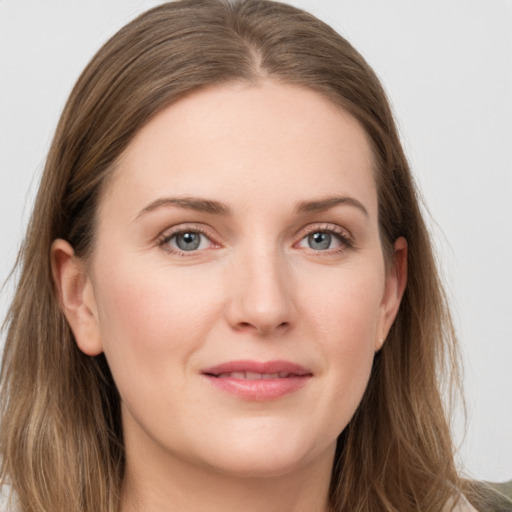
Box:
[157,225,219,256]
[297,224,354,255]
[157,223,354,256]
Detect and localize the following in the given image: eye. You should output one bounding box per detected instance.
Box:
[173,231,206,251]
[296,226,352,253]
[305,232,336,250]
[159,228,217,254]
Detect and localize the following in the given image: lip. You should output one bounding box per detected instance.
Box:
[201,360,313,401]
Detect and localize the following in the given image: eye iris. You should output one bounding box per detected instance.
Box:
[176,232,201,251]
[308,232,331,250]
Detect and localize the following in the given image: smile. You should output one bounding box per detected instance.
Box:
[201,360,313,400]
[215,371,298,380]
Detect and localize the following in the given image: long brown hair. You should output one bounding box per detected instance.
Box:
[1,1,466,510]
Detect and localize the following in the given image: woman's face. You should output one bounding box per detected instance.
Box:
[60,81,405,478]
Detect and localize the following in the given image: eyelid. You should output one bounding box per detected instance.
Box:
[157,223,221,255]
[155,221,355,256]
[294,223,355,253]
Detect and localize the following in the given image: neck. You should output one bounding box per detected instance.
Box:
[120,432,334,512]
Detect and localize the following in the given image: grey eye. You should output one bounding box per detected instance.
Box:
[307,232,332,250]
[174,232,202,251]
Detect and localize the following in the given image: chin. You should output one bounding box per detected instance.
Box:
[204,450,313,479]
[194,426,335,479]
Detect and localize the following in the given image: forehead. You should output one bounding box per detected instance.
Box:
[101,80,377,221]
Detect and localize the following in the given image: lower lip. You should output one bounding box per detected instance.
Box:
[203,375,311,400]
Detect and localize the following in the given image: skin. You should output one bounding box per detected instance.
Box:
[53,80,407,512]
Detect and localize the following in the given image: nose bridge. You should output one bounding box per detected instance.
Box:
[227,238,294,334]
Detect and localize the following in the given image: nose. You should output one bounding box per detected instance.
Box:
[225,247,295,336]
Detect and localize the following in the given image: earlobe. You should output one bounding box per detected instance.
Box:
[51,239,103,356]
[375,237,408,351]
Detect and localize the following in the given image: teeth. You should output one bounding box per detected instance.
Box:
[215,372,292,380]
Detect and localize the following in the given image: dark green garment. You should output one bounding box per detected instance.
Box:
[468,480,512,512]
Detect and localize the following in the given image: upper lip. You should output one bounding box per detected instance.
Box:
[201,360,312,377]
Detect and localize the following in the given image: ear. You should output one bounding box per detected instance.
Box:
[51,239,103,356]
[375,236,408,351]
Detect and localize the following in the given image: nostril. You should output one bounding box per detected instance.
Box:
[256,321,290,335]
[235,321,290,335]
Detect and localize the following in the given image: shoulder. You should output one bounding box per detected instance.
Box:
[465,480,512,512]
[453,498,479,512]
[0,484,16,512]
[443,492,480,512]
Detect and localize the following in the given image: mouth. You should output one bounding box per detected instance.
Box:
[201,360,313,400]
[212,371,303,380]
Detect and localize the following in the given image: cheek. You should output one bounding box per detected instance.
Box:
[91,256,224,391]
[295,260,384,427]
[298,258,384,347]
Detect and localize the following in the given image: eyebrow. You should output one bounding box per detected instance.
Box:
[136,194,368,219]
[294,196,369,217]
[136,197,231,218]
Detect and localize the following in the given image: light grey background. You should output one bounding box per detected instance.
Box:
[1,0,511,482]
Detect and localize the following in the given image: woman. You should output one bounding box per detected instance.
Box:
[0,0,484,510]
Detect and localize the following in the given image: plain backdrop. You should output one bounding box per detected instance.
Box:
[1,0,511,483]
